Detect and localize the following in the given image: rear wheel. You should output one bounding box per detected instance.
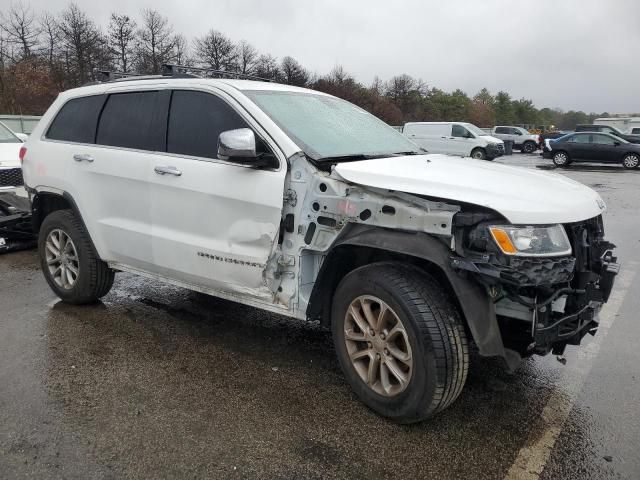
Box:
[39,210,114,304]
[622,153,639,169]
[331,263,469,423]
[522,141,536,153]
[552,151,570,167]
[471,148,486,160]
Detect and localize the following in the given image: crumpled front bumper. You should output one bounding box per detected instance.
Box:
[451,216,619,356]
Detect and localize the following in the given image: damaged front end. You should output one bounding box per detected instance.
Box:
[452,213,619,358]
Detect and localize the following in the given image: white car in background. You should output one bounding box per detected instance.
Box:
[402,121,505,160]
[0,121,26,196]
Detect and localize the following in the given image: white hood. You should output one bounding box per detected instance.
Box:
[480,135,504,144]
[334,154,605,224]
[0,143,22,168]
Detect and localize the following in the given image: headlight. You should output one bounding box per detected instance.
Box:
[488,224,572,257]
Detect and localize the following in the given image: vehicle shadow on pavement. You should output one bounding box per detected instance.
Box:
[537,164,639,173]
[36,272,582,479]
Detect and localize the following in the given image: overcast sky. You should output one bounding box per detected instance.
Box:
[22,0,640,113]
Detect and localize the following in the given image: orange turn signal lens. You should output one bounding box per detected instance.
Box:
[489,227,517,255]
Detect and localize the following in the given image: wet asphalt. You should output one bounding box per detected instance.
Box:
[1,154,639,479]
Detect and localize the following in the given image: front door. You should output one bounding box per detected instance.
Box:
[449,124,476,156]
[591,134,623,163]
[147,89,287,299]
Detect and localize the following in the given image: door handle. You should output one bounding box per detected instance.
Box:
[73,153,94,163]
[154,165,182,176]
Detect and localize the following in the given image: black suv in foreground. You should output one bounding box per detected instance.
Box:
[543,132,640,169]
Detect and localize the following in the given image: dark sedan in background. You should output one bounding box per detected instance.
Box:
[542,132,640,169]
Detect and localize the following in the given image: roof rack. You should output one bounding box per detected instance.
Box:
[93,69,153,83]
[162,64,273,82]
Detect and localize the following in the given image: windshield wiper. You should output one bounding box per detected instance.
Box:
[390,150,422,156]
[317,154,382,163]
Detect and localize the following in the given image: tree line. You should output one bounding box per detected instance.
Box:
[0,3,615,130]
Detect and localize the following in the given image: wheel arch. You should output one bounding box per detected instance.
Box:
[306,224,510,363]
[470,146,486,157]
[31,189,99,255]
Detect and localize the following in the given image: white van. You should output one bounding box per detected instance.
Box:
[403,122,504,160]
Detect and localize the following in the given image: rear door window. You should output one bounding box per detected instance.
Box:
[568,134,591,143]
[46,95,106,144]
[167,90,249,159]
[96,91,166,151]
[495,127,508,134]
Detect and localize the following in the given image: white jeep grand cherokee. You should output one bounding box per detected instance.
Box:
[21,71,619,423]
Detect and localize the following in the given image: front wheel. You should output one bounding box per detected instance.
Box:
[38,210,115,304]
[470,148,486,160]
[552,151,570,167]
[331,263,469,423]
[622,153,640,169]
[522,141,537,153]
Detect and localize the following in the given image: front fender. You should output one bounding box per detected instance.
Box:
[315,224,519,368]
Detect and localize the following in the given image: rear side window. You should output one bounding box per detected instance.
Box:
[568,134,591,143]
[495,127,508,134]
[167,90,249,159]
[47,95,105,143]
[96,91,164,150]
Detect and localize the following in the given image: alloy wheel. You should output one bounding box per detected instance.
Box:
[45,229,80,290]
[623,154,639,169]
[344,295,413,397]
[554,152,568,165]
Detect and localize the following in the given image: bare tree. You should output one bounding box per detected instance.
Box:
[108,13,136,72]
[236,40,257,75]
[173,34,190,66]
[57,3,108,86]
[39,12,59,67]
[194,30,237,71]
[254,54,280,81]
[280,56,309,86]
[135,9,176,74]
[0,2,40,60]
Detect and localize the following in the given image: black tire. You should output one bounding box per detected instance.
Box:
[522,141,536,153]
[470,148,486,160]
[622,153,640,169]
[552,150,571,167]
[331,262,469,423]
[38,210,114,304]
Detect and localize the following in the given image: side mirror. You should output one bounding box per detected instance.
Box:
[218,128,257,163]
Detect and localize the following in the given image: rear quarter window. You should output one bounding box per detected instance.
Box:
[46,95,106,143]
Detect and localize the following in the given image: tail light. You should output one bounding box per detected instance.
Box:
[19,146,27,164]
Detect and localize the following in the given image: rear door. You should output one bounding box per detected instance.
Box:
[565,133,593,160]
[46,91,165,270]
[146,88,287,298]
